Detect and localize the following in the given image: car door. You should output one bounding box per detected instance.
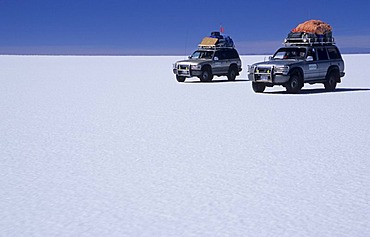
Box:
[214,50,229,75]
[304,48,319,81]
[213,51,224,74]
[316,47,330,79]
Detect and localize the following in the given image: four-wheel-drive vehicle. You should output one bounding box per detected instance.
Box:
[173,32,242,82]
[248,21,345,93]
[248,43,345,93]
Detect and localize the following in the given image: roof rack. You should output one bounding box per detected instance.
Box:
[284,32,335,46]
[284,38,335,46]
[198,44,235,49]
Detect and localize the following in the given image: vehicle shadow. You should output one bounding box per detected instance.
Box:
[184,79,250,84]
[264,88,370,95]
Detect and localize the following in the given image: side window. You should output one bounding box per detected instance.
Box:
[214,51,225,60]
[223,50,231,59]
[214,51,221,60]
[231,49,239,59]
[221,51,229,60]
[225,50,232,59]
[307,48,317,61]
[224,49,238,59]
[327,47,341,59]
[317,48,329,60]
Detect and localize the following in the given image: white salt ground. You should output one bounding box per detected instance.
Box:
[1,54,369,236]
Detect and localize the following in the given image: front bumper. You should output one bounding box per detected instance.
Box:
[173,68,202,78]
[248,73,290,84]
[248,65,290,84]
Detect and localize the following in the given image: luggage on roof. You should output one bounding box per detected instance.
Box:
[198,31,234,49]
[285,20,335,45]
[199,37,219,46]
[292,20,332,35]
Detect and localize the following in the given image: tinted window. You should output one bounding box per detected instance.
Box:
[317,48,329,60]
[327,47,341,59]
[214,51,227,60]
[224,49,239,59]
[307,48,317,61]
[231,49,239,59]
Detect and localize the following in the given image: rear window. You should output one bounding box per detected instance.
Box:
[327,47,341,59]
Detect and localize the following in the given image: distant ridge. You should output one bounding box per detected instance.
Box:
[340,48,370,54]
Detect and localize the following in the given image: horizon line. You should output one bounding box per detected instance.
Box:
[2,51,370,57]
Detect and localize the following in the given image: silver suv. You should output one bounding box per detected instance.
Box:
[248,43,345,93]
[173,47,242,82]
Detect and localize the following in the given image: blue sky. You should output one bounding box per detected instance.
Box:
[1,0,370,55]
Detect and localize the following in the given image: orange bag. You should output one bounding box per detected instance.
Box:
[292,20,332,35]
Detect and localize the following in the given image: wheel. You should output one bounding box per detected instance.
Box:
[176,75,186,82]
[199,67,213,82]
[252,82,266,93]
[285,73,302,94]
[227,66,238,81]
[324,71,338,91]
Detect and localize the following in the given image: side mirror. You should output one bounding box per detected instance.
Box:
[306,56,313,61]
[265,56,272,61]
[188,56,192,59]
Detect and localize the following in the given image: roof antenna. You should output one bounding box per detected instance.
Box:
[184,29,189,59]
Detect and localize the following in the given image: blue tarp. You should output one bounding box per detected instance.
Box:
[209,31,234,48]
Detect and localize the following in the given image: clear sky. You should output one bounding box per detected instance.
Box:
[1,0,370,55]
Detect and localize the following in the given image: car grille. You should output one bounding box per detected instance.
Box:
[254,66,273,82]
[178,65,189,70]
[177,64,191,76]
[255,66,272,74]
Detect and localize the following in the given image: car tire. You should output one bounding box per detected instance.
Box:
[176,76,186,82]
[252,82,266,93]
[324,71,338,91]
[200,67,213,82]
[227,66,238,81]
[286,73,302,94]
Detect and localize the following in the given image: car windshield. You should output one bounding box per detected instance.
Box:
[273,48,307,60]
[190,50,214,59]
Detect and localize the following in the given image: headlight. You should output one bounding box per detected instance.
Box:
[191,65,201,70]
[274,66,289,75]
